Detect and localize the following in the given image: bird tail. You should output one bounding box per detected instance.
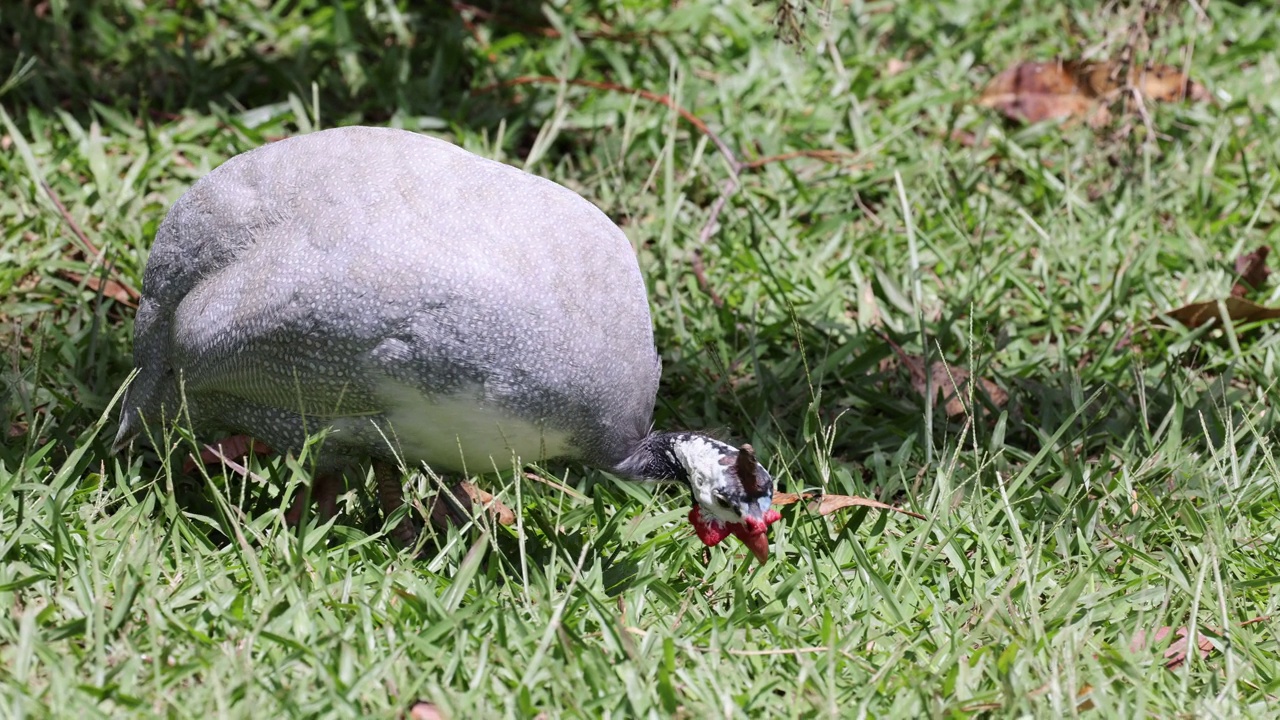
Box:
[109,369,142,454]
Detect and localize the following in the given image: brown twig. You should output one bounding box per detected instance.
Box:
[41,180,141,302]
[689,249,723,307]
[696,176,741,250]
[740,148,868,170]
[523,471,587,501]
[42,180,101,258]
[452,2,494,54]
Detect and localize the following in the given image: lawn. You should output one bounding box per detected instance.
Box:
[2,0,1280,717]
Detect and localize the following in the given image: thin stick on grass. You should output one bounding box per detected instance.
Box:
[41,180,141,302]
[41,180,100,258]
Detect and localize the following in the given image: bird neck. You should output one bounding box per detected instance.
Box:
[612,431,737,486]
[611,431,695,484]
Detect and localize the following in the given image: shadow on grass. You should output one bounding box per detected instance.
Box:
[2,0,612,133]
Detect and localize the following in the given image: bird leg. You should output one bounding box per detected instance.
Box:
[284,473,342,527]
[428,481,477,531]
[374,461,420,548]
[374,468,516,549]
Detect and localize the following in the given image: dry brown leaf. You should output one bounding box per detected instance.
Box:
[979,60,1207,125]
[60,270,139,307]
[1160,296,1280,329]
[1076,685,1095,711]
[1232,245,1271,297]
[901,354,1008,418]
[456,481,515,526]
[772,492,806,506]
[884,59,909,77]
[1132,64,1212,103]
[979,60,1105,124]
[772,491,924,520]
[811,494,926,520]
[408,701,445,720]
[1130,626,1214,669]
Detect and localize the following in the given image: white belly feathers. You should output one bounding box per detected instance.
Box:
[359,378,572,473]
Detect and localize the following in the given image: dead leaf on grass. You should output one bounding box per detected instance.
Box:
[773,491,924,520]
[980,60,1100,125]
[884,58,909,77]
[60,270,139,307]
[1160,296,1280,329]
[1075,685,1096,711]
[430,481,515,528]
[896,353,1008,418]
[466,483,516,526]
[948,129,983,148]
[878,333,1007,417]
[979,59,1209,126]
[1232,245,1271,297]
[407,701,445,720]
[919,359,1008,418]
[1159,246,1279,328]
[1129,626,1214,669]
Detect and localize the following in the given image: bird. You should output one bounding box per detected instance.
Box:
[113,126,781,561]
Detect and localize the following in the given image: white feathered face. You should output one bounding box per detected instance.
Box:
[672,436,773,523]
[671,436,781,563]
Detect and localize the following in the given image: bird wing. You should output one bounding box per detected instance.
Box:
[168,248,390,419]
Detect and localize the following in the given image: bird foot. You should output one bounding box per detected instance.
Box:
[284,473,343,527]
[373,466,517,552]
[374,462,421,549]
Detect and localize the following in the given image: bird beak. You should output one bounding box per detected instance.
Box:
[688,506,780,565]
[737,530,770,564]
[729,508,782,565]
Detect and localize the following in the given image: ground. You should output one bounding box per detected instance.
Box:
[2,0,1279,717]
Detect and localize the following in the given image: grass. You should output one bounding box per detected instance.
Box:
[2,0,1280,716]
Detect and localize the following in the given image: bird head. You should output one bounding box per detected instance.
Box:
[671,438,780,563]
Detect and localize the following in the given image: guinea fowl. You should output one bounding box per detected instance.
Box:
[113,126,781,561]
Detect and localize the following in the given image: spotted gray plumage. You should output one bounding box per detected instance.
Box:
[115,126,778,556]
[117,126,654,467]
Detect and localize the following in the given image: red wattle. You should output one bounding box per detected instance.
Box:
[689,506,732,546]
[689,506,782,548]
